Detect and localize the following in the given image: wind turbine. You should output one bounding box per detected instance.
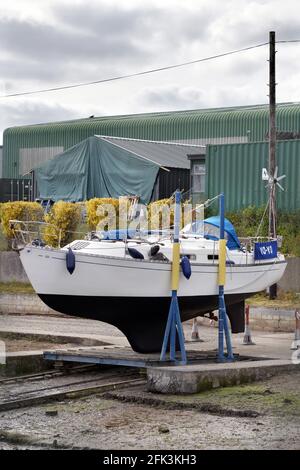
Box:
[262,166,286,192]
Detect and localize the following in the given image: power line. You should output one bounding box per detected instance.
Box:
[1,42,268,99]
[1,39,299,99]
[277,39,300,43]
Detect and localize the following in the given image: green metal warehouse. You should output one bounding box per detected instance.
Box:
[2,102,300,210]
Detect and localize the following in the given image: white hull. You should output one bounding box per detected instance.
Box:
[20,245,287,298]
[18,239,287,352]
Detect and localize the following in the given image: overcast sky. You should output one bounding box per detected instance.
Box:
[1,0,300,144]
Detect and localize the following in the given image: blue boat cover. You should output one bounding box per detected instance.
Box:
[204,216,240,250]
[99,228,171,240]
[104,220,241,249]
[186,216,241,250]
[99,229,137,240]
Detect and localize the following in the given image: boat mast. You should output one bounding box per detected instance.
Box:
[269,30,276,239]
[268,30,277,299]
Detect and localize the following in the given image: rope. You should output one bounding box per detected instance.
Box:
[255,197,270,238]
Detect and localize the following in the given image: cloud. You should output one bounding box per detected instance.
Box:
[208,0,300,48]
[136,82,268,112]
[0,16,146,69]
[0,0,300,143]
[1,0,299,91]
[0,1,219,87]
[55,2,216,45]
[0,58,63,83]
[0,100,82,144]
[137,86,206,110]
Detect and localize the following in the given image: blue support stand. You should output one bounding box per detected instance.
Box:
[160,190,187,365]
[160,291,187,364]
[218,193,234,362]
[218,286,234,362]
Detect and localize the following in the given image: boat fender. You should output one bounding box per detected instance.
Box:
[127,247,144,260]
[181,256,192,279]
[148,244,160,257]
[66,248,76,274]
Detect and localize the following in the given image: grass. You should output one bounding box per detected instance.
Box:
[192,384,300,416]
[0,429,68,449]
[43,399,115,414]
[159,378,300,417]
[0,282,34,294]
[247,290,300,309]
[0,430,37,446]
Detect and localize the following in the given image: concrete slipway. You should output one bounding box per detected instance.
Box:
[0,314,298,394]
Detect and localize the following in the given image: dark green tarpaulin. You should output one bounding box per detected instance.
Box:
[35,136,160,203]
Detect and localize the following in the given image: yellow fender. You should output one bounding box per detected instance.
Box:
[218,239,227,286]
[171,242,180,291]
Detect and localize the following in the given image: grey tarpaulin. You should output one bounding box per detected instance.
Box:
[35,136,160,203]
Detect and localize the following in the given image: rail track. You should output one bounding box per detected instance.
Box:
[0,366,145,412]
[0,364,97,385]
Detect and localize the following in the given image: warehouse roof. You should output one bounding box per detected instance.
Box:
[97,136,205,169]
[5,101,300,148]
[5,101,300,130]
[4,101,300,179]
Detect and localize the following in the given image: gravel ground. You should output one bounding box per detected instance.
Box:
[3,338,87,352]
[0,314,298,450]
[0,371,299,450]
[0,314,124,338]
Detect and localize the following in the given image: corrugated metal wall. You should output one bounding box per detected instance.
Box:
[206,140,300,211]
[158,168,190,199]
[4,102,300,178]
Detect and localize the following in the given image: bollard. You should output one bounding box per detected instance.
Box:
[191,317,202,342]
[291,309,300,350]
[243,304,255,345]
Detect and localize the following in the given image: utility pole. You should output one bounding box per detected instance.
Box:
[269,30,277,299]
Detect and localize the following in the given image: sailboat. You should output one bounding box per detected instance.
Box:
[15,216,287,353]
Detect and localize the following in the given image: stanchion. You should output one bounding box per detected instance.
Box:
[243,304,255,345]
[191,317,203,342]
[291,309,300,350]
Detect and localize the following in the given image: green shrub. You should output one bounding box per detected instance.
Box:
[227,206,300,256]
